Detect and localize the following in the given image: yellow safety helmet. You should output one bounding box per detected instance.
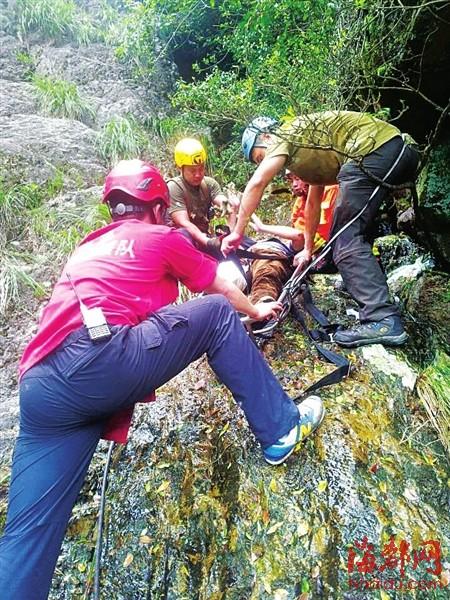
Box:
[174,138,207,168]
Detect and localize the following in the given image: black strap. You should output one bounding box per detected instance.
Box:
[291,284,350,400]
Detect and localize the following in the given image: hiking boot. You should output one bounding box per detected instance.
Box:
[333,316,408,348]
[263,396,324,465]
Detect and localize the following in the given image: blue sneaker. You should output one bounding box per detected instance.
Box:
[263,396,324,465]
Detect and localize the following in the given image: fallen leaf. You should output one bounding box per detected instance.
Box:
[123,553,133,567]
[311,565,320,578]
[267,522,283,535]
[219,423,230,437]
[139,535,152,544]
[297,521,309,537]
[317,480,327,493]
[269,478,278,493]
[156,480,170,494]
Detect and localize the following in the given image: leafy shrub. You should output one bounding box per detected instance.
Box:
[96,116,149,166]
[32,75,95,123]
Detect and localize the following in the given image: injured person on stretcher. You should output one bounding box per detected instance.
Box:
[247,172,338,305]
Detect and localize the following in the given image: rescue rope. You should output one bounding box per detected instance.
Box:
[93,440,115,600]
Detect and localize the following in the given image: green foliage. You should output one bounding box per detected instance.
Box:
[96,116,149,166]
[16,0,80,42]
[144,115,184,144]
[115,0,220,80]
[0,170,80,315]
[0,179,46,315]
[14,0,124,46]
[114,1,158,78]
[420,142,450,220]
[32,75,95,123]
[418,352,450,456]
[0,247,46,316]
[119,0,339,122]
[0,180,46,244]
[207,139,253,190]
[15,49,36,80]
[31,199,110,259]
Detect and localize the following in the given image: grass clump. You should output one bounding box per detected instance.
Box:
[0,248,46,316]
[417,352,450,456]
[0,181,45,242]
[15,50,36,80]
[31,195,110,259]
[0,172,68,315]
[15,0,125,46]
[17,0,77,41]
[97,116,149,166]
[32,75,95,123]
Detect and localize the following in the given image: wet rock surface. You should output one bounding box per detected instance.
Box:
[48,332,450,599]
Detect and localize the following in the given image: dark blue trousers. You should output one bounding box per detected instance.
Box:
[0,295,298,599]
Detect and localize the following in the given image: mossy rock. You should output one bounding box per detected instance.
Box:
[403,272,450,362]
[418,140,450,267]
[375,234,422,273]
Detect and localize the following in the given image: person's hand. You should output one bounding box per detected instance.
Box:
[251,300,283,321]
[293,248,312,269]
[221,231,243,256]
[250,214,264,233]
[227,192,241,211]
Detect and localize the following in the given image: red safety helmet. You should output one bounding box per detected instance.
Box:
[103,159,169,207]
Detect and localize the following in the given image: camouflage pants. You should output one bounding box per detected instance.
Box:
[249,251,293,303]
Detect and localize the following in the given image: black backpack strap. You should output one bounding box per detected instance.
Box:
[289,284,350,399]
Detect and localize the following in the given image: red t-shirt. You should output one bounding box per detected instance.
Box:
[19,220,218,442]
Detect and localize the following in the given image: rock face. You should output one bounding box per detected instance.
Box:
[0,114,104,184]
[35,43,170,126]
[0,6,449,600]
